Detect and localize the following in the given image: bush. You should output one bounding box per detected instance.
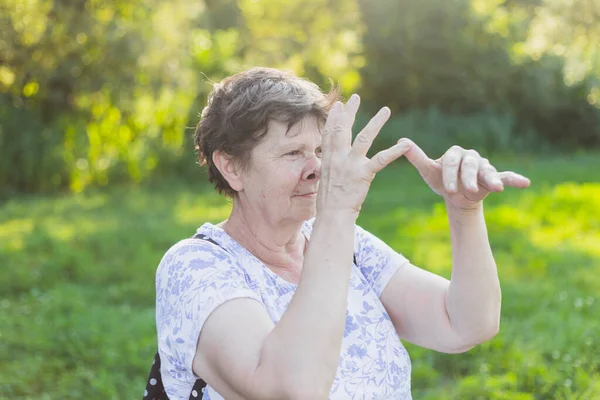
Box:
[355,108,543,158]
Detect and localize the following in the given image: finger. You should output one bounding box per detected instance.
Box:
[478,160,504,192]
[442,146,463,193]
[498,171,531,188]
[343,94,360,129]
[401,138,437,176]
[320,101,343,183]
[336,94,360,148]
[350,107,391,158]
[367,140,412,174]
[460,150,481,193]
[321,101,344,155]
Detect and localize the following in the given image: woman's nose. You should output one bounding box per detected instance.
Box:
[303,154,321,181]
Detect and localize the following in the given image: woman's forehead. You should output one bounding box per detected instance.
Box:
[268,116,322,142]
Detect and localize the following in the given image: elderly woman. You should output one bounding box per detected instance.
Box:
[154,67,530,400]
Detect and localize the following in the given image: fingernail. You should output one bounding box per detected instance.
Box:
[448,183,456,191]
[379,107,390,116]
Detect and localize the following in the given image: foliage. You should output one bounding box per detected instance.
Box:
[0,0,363,196]
[356,108,541,158]
[0,0,200,195]
[357,0,600,150]
[1,0,599,195]
[1,154,599,398]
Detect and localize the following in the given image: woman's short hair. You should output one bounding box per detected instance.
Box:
[194,67,340,197]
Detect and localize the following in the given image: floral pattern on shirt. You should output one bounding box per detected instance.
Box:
[155,218,412,400]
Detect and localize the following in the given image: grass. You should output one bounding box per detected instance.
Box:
[1,152,599,399]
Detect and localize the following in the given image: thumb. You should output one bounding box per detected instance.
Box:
[398,139,436,174]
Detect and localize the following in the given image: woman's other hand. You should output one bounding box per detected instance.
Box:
[318,95,411,217]
[400,140,531,210]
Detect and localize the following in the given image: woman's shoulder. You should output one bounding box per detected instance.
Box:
[162,237,227,261]
[155,223,239,279]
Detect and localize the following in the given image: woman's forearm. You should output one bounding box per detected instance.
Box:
[256,212,356,398]
[445,202,502,344]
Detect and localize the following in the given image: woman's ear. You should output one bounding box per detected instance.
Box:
[212,150,244,192]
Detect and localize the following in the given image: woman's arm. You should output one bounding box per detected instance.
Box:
[193,213,356,400]
[259,213,357,395]
[445,203,501,343]
[380,204,500,354]
[380,140,528,353]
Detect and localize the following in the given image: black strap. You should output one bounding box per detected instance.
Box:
[143,351,206,399]
[144,234,220,400]
[192,233,221,247]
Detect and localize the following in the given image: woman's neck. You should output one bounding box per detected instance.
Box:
[219,199,307,282]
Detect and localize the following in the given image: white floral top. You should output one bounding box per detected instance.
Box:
[155,218,412,399]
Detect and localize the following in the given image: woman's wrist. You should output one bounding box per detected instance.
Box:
[445,200,484,219]
[315,209,359,226]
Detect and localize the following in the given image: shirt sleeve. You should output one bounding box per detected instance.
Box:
[155,238,262,392]
[354,224,410,297]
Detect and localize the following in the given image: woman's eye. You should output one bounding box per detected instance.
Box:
[287,150,301,156]
[315,147,322,155]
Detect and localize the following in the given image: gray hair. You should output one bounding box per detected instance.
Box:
[194,67,340,197]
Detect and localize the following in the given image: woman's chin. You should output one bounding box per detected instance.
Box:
[294,205,317,221]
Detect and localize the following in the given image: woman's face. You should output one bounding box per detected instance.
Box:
[238,115,322,225]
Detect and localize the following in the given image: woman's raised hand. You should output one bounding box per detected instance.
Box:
[400,139,531,210]
[317,94,411,217]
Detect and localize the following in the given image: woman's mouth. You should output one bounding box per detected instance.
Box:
[295,192,317,198]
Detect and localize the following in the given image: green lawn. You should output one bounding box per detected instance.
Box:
[1,153,599,399]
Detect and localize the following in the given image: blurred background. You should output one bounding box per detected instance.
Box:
[1,0,599,398]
